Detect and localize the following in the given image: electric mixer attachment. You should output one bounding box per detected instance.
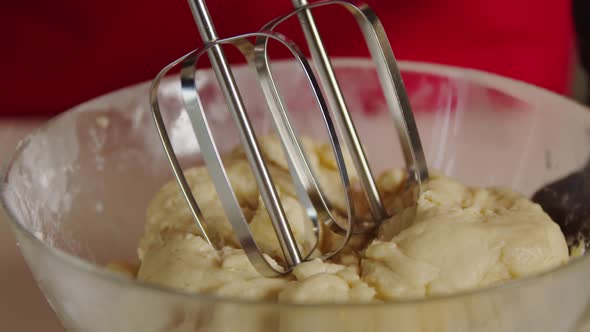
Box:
[149,0,429,277]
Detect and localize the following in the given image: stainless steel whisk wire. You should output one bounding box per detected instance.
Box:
[149,0,429,277]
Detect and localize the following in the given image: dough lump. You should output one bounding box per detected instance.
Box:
[133,136,569,303]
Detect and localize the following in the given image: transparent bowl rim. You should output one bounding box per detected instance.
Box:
[2,57,590,309]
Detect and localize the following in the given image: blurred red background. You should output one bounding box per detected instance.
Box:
[3,0,574,116]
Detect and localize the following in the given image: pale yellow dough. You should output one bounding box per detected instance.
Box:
[135,136,569,303]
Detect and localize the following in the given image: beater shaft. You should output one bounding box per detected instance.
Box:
[291,0,387,222]
[188,0,302,266]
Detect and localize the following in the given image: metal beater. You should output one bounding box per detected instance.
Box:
[149,0,429,277]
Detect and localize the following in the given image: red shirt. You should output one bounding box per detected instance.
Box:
[4,0,574,116]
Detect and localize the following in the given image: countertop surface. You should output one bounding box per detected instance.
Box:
[0,118,64,332]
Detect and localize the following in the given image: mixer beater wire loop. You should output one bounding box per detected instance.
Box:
[150,31,354,277]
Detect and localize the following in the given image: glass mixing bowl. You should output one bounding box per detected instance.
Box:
[2,59,590,332]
